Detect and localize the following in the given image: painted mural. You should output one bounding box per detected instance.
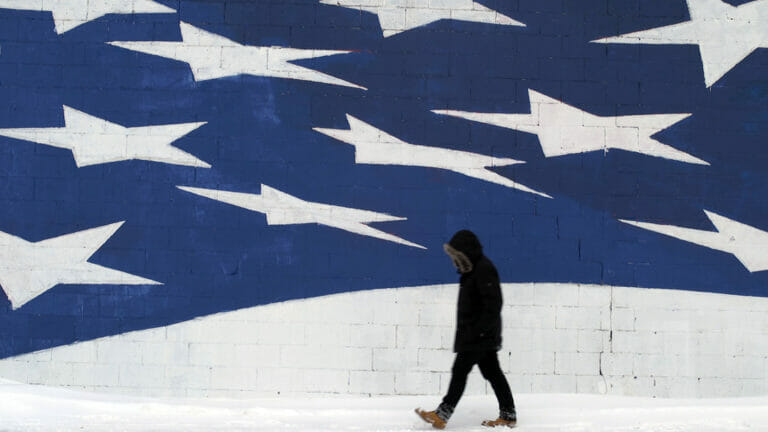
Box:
[0,0,767,359]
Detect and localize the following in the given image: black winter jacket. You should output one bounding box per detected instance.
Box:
[447,230,503,353]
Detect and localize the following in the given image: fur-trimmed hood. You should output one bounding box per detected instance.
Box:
[443,230,483,273]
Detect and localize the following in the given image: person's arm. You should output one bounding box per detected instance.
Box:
[473,264,502,338]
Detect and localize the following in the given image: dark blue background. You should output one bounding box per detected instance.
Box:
[0,0,766,358]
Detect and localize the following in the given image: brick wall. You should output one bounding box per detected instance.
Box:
[1,0,767,398]
[2,284,767,397]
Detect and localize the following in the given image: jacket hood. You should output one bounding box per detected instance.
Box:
[443,230,483,273]
[449,230,483,263]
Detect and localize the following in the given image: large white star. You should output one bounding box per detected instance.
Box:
[434,89,708,165]
[621,211,768,273]
[314,114,551,198]
[0,222,161,310]
[0,106,209,168]
[593,0,768,87]
[109,22,365,89]
[319,0,525,37]
[0,0,175,34]
[177,184,425,249]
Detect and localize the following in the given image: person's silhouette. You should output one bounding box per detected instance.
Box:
[416,230,516,429]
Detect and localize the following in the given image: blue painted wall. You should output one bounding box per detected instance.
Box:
[0,0,766,358]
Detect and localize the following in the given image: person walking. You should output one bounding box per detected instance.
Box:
[416,230,516,429]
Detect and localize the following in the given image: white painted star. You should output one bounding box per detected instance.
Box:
[593,0,768,87]
[319,0,525,37]
[109,22,365,89]
[313,114,550,198]
[0,222,161,310]
[177,184,425,249]
[0,106,209,168]
[434,89,708,165]
[0,0,175,34]
[621,210,768,273]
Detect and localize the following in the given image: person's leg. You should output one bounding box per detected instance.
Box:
[436,352,477,421]
[477,351,515,420]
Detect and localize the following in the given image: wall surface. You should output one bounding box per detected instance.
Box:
[0,0,767,398]
[1,284,767,398]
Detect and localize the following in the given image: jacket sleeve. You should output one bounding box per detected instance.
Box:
[472,263,502,337]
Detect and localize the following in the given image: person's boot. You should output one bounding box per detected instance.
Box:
[415,403,453,429]
[415,409,446,429]
[482,408,516,428]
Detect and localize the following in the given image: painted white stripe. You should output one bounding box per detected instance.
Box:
[2,283,766,398]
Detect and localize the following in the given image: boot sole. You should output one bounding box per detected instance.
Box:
[481,419,517,428]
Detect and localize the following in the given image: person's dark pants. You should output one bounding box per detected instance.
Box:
[437,350,515,421]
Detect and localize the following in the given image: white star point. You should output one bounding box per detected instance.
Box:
[177,185,425,249]
[593,0,768,87]
[319,0,524,37]
[434,89,707,165]
[110,22,366,89]
[314,114,550,198]
[0,223,162,310]
[0,106,209,168]
[0,0,176,34]
[621,210,768,273]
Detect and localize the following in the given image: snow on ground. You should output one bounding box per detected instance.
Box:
[1,379,767,431]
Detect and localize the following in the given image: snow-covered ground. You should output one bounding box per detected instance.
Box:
[1,378,767,431]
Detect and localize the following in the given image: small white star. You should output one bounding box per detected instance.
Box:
[0,106,209,168]
[178,184,425,249]
[621,210,768,273]
[0,0,175,34]
[434,89,707,165]
[110,22,365,89]
[319,0,524,37]
[593,0,768,87]
[314,114,550,198]
[0,222,161,310]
